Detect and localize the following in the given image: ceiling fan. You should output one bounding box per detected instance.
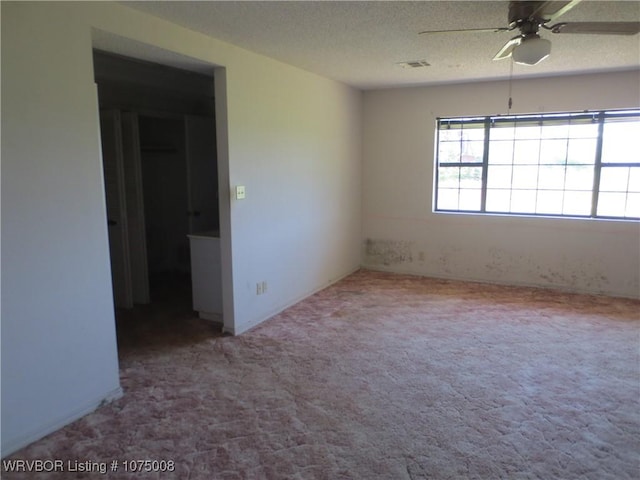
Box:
[419,0,640,66]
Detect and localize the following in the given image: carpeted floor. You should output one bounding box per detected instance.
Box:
[3,269,639,479]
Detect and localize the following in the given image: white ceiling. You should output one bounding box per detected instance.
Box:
[121,0,640,89]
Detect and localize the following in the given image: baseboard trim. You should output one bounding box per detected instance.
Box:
[362,264,640,300]
[1,386,123,458]
[229,267,360,336]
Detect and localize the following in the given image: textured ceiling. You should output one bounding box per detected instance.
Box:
[119,1,640,89]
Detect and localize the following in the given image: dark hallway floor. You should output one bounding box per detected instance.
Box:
[114,272,222,356]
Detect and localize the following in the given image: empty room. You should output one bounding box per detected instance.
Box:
[1,1,639,479]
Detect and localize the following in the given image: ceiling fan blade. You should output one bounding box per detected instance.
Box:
[549,21,640,35]
[493,36,523,61]
[419,27,511,35]
[531,0,583,22]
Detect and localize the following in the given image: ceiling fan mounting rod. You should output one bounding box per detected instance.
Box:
[508,1,548,29]
[519,21,541,35]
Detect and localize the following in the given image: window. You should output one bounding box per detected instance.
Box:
[435,109,640,220]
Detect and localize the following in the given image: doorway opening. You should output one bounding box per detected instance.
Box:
[93,50,224,351]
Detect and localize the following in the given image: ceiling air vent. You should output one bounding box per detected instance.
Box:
[397,60,431,68]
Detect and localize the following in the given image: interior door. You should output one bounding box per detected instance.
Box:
[121,112,150,304]
[99,109,133,309]
[185,115,218,234]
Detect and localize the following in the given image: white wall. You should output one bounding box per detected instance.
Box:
[1,1,361,456]
[362,71,640,298]
[1,3,123,456]
[228,61,362,333]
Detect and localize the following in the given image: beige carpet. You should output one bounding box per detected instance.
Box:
[3,270,639,479]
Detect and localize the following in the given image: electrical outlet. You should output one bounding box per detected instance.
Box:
[255,281,268,295]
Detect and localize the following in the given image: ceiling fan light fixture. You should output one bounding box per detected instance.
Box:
[512,35,551,65]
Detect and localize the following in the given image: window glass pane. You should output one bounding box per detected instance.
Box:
[539,139,567,165]
[438,167,460,188]
[628,167,640,192]
[512,166,538,189]
[567,138,597,165]
[597,192,626,217]
[602,120,640,163]
[488,141,513,164]
[569,122,598,138]
[490,124,515,140]
[459,189,481,211]
[565,166,594,191]
[460,166,482,188]
[439,127,462,142]
[600,167,629,192]
[538,165,566,190]
[486,189,510,211]
[515,125,541,139]
[626,193,640,217]
[541,123,569,139]
[439,141,461,163]
[437,188,458,210]
[536,190,563,215]
[563,191,592,216]
[513,140,540,164]
[460,140,484,163]
[511,190,536,213]
[461,126,485,141]
[487,166,512,189]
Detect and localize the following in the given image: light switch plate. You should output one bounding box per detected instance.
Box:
[236,185,246,200]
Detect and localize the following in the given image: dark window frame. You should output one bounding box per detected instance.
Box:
[434,109,640,220]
